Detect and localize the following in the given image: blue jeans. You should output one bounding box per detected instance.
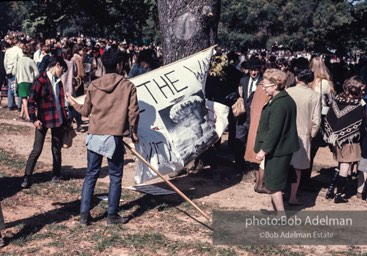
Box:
[7,75,17,109]
[80,137,124,215]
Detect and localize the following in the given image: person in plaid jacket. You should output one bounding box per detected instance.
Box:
[21,56,68,188]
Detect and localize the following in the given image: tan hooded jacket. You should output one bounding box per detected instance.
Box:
[73,73,139,136]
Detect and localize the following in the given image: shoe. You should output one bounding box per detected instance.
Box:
[107,214,129,225]
[325,190,335,199]
[254,184,258,192]
[80,212,91,226]
[0,237,5,247]
[351,172,358,180]
[76,126,86,133]
[334,194,348,204]
[260,209,277,216]
[288,201,304,207]
[255,185,271,194]
[51,176,60,183]
[21,175,31,188]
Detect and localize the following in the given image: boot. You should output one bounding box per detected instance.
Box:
[334,176,348,204]
[0,236,4,247]
[107,214,129,225]
[334,193,348,203]
[21,175,31,188]
[326,168,339,199]
[80,212,91,226]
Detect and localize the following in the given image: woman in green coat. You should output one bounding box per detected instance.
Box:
[255,68,299,212]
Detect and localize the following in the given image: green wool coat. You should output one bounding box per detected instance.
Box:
[254,90,300,156]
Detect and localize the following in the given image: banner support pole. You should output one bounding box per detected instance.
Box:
[123,141,210,221]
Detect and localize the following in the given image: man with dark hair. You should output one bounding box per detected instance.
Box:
[128,49,155,78]
[89,47,105,81]
[235,57,263,174]
[66,48,140,225]
[21,56,68,188]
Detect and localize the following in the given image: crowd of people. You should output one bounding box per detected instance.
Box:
[204,45,367,214]
[1,31,367,246]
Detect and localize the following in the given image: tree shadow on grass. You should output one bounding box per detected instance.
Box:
[0,158,134,201]
[4,199,81,245]
[0,167,86,201]
[4,194,111,245]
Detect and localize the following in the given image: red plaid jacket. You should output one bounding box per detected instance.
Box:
[28,72,68,128]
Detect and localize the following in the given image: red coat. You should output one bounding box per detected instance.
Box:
[28,72,67,128]
[244,84,270,163]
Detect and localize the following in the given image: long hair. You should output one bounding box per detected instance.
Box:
[341,76,365,100]
[310,56,335,92]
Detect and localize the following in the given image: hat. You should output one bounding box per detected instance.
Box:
[245,57,262,70]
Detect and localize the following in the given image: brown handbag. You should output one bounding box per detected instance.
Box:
[72,76,83,90]
[62,125,77,149]
[231,85,246,117]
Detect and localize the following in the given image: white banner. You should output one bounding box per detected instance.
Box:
[131,46,229,184]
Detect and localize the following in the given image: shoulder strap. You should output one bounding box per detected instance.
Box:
[238,84,243,98]
[319,80,323,107]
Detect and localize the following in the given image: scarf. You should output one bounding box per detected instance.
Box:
[323,94,364,148]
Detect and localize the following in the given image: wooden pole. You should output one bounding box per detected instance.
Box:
[123,141,210,220]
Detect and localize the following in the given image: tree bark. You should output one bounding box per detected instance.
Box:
[157,0,221,65]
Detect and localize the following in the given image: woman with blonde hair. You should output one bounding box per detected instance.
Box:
[303,56,335,189]
[310,56,335,114]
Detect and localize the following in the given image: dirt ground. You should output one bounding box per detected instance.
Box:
[0,101,367,255]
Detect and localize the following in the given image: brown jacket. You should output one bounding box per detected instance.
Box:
[73,73,139,136]
[244,84,270,163]
[71,54,85,78]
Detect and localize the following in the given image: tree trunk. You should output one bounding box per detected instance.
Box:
[157,0,221,65]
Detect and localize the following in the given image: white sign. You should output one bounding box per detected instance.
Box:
[131,47,229,184]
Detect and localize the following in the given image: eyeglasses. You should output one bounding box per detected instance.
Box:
[263,84,275,89]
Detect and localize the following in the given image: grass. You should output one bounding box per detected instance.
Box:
[92,229,241,255]
[0,123,32,134]
[96,232,122,252]
[331,249,367,256]
[240,245,305,256]
[0,148,27,171]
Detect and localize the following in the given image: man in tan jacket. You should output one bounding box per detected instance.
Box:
[66,47,139,225]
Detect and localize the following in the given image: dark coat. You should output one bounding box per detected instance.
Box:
[205,64,242,106]
[235,74,263,142]
[254,90,299,156]
[0,51,5,85]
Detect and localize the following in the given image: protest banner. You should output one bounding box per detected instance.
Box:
[132,46,229,184]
